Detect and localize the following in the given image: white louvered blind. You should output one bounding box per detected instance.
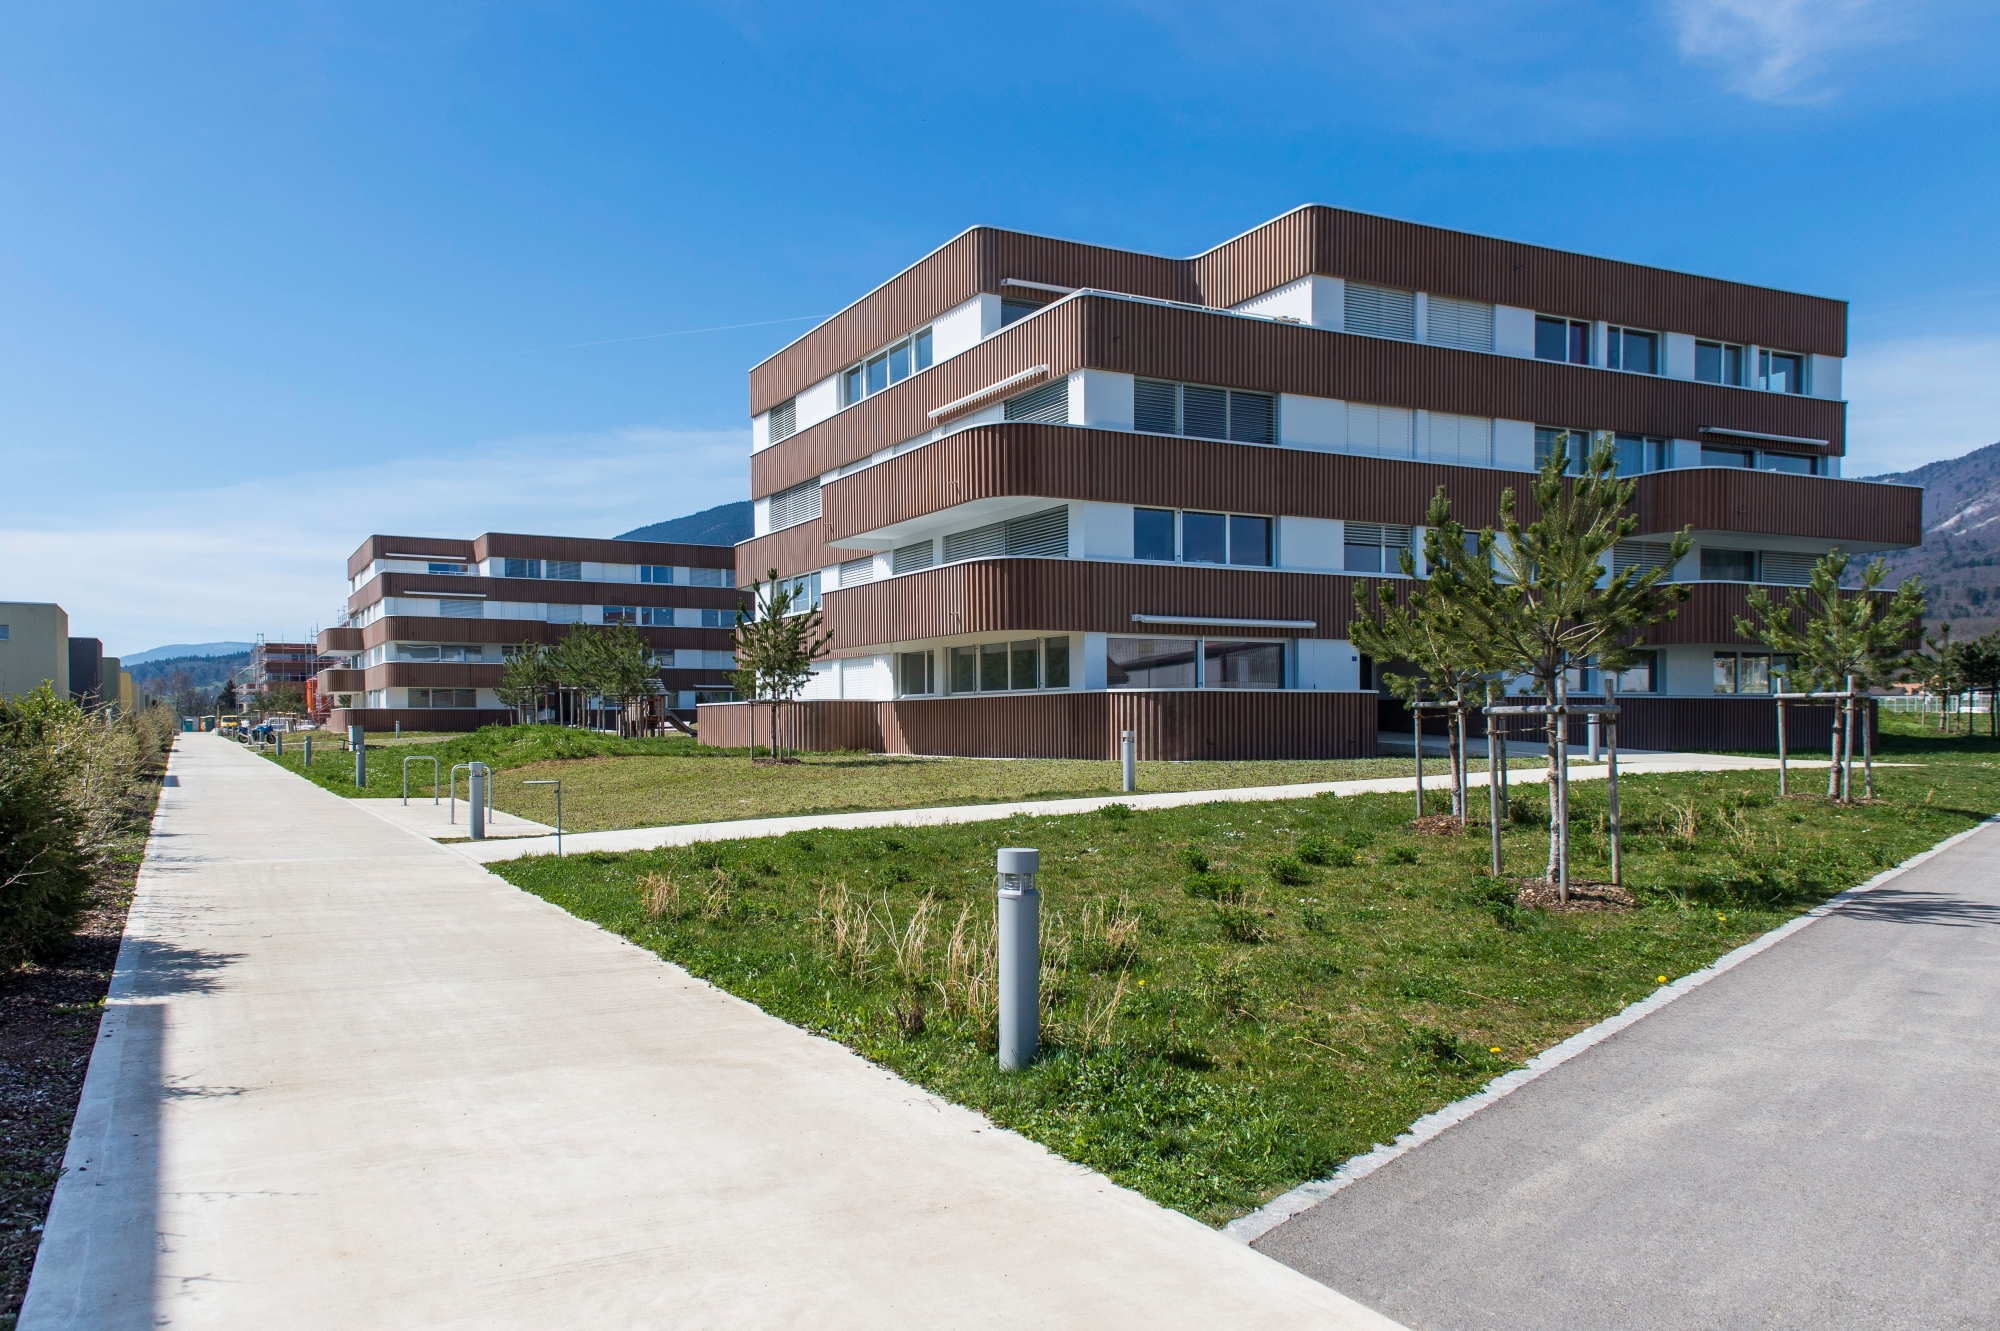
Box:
[1003,379,1069,424]
[1611,542,1675,576]
[768,479,823,531]
[943,521,1006,563]
[892,541,934,575]
[768,397,797,443]
[546,560,582,581]
[1761,551,1818,586]
[1344,523,1415,552]
[1347,403,1416,458]
[1344,283,1417,341]
[1004,506,1069,558]
[438,599,483,619]
[1426,412,1493,467]
[838,556,876,588]
[1425,296,1495,352]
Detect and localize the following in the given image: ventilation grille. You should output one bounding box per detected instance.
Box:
[1761,551,1818,586]
[838,556,876,588]
[892,541,935,575]
[943,506,1070,564]
[769,479,823,532]
[1426,296,1495,352]
[1003,379,1068,424]
[1344,283,1417,340]
[769,397,797,443]
[1611,542,1675,575]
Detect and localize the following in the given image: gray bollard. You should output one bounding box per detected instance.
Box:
[469,763,487,841]
[350,725,365,788]
[395,720,402,738]
[1587,712,1600,763]
[303,736,312,769]
[275,731,283,757]
[1121,729,1136,793]
[996,847,1040,1071]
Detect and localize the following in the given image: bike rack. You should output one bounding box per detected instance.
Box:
[449,762,493,826]
[403,755,440,806]
[523,779,563,857]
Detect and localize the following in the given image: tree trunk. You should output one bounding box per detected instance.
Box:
[1544,691,1561,886]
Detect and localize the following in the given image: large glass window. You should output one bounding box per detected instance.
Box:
[1009,640,1040,690]
[1228,515,1272,567]
[503,558,543,579]
[979,643,1010,691]
[602,606,637,624]
[1182,511,1227,564]
[1535,426,1589,474]
[1700,548,1759,582]
[1760,452,1818,475]
[1135,508,1272,566]
[639,565,674,584]
[1759,350,1805,395]
[1535,315,1590,365]
[409,688,477,709]
[1701,445,1753,468]
[1343,523,1412,574]
[1695,340,1746,386]
[1134,508,1176,561]
[949,645,977,693]
[1203,640,1284,689]
[1714,652,1773,695]
[897,651,934,695]
[1613,434,1668,476]
[1044,637,1070,688]
[1607,327,1658,374]
[1610,651,1658,694]
[842,326,935,405]
[1107,638,1198,689]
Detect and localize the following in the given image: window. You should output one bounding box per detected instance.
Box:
[1183,511,1227,564]
[942,506,1069,563]
[1044,636,1070,688]
[1131,379,1276,444]
[1695,341,1746,386]
[687,567,730,587]
[0,625,8,640]
[547,560,582,581]
[1344,283,1417,340]
[897,650,935,695]
[640,607,676,627]
[1700,445,1753,468]
[1343,523,1413,574]
[639,565,674,584]
[1759,350,1805,395]
[980,643,1009,690]
[439,599,483,618]
[1611,542,1675,577]
[769,571,821,614]
[1426,295,1495,352]
[701,608,730,628]
[768,478,823,531]
[1134,508,1175,562]
[1203,640,1284,689]
[1700,548,1759,582]
[1536,426,1590,474]
[1000,299,1040,326]
[1346,403,1415,458]
[1229,515,1272,567]
[1003,379,1068,424]
[1427,412,1493,467]
[838,556,875,588]
[949,645,977,693]
[1759,451,1818,475]
[1610,651,1658,694]
[547,604,582,624]
[1612,433,1669,475]
[503,558,542,579]
[769,397,797,443]
[841,327,934,404]
[1714,652,1772,695]
[1607,327,1658,374]
[1107,638,1198,689]
[603,606,637,624]
[1535,316,1591,365]
[409,688,477,708]
[892,541,934,574]
[427,562,468,575]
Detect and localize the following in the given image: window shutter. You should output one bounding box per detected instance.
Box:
[838,556,875,588]
[1344,522,1384,548]
[688,567,729,588]
[943,521,1007,563]
[1004,506,1069,558]
[1347,403,1415,458]
[768,479,823,531]
[1134,379,1178,434]
[769,397,797,442]
[1425,296,1495,352]
[547,560,581,581]
[1611,542,1674,575]
[892,541,935,574]
[1760,551,1817,586]
[1181,385,1228,440]
[1344,283,1417,340]
[1227,391,1275,444]
[439,599,483,619]
[1003,379,1068,424]
[1382,524,1414,553]
[1426,412,1493,466]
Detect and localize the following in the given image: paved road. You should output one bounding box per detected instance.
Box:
[22,735,1395,1329]
[1255,818,2000,1329]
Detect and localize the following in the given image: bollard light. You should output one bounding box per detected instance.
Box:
[303,736,312,769]
[350,724,366,788]
[1121,729,1136,794]
[996,847,1040,1071]
[469,762,488,841]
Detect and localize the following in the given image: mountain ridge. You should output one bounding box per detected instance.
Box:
[1865,440,2000,633]
[617,501,751,547]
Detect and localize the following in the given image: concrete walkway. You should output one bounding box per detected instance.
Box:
[454,751,1824,864]
[21,735,1398,1329]
[1253,817,2000,1329]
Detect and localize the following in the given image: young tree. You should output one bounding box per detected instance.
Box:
[1913,623,1966,734]
[1959,632,2000,739]
[1424,436,1693,895]
[216,679,239,715]
[594,624,662,736]
[730,570,833,762]
[497,643,554,724]
[1737,551,1925,795]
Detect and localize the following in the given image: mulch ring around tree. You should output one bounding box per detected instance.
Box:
[1409,814,1466,836]
[1514,879,1637,912]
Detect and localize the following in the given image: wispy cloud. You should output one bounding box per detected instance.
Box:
[2,427,749,656]
[1846,335,2000,476]
[1668,0,1909,102]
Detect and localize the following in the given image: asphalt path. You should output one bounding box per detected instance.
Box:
[1254,818,2000,1329]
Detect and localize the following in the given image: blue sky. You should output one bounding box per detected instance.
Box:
[5,0,1997,654]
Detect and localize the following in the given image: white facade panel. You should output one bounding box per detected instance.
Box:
[1277,516,1343,572]
[1809,354,1843,400]
[1493,418,1536,471]
[1081,633,1109,690]
[1230,274,1342,330]
[751,410,770,452]
[930,294,998,362]
[1071,369,1135,430]
[800,660,839,700]
[752,496,772,537]
[1494,305,1536,358]
[1347,403,1415,458]
[1076,502,1134,559]
[794,373,841,433]
[1294,638,1361,692]
[839,655,895,700]
[1279,393,1345,450]
[1664,332,1698,380]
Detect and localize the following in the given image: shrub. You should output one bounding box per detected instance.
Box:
[1296,835,1355,868]
[1381,846,1419,866]
[1183,870,1245,902]
[1266,855,1311,886]
[1177,847,1210,874]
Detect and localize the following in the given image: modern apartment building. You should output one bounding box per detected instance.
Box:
[68,637,103,705]
[248,639,333,698]
[708,205,1921,758]
[316,532,741,733]
[0,603,71,701]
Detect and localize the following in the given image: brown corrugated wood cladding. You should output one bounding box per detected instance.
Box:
[352,616,730,652]
[749,207,1845,414]
[750,296,1847,497]
[352,573,747,616]
[347,533,732,580]
[1629,467,1919,547]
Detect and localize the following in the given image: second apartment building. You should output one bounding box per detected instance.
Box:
[317,532,741,733]
[713,205,1921,758]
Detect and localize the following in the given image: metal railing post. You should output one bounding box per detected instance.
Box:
[525,779,563,856]
[1776,691,1788,796]
[1555,675,1569,901]
[996,847,1040,1071]
[1413,704,1424,819]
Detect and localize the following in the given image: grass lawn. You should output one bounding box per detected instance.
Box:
[490,727,2000,1226]
[254,724,1487,831]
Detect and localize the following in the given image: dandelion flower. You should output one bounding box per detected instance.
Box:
[1489,1047,1501,1054]
[1657,975,1667,983]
